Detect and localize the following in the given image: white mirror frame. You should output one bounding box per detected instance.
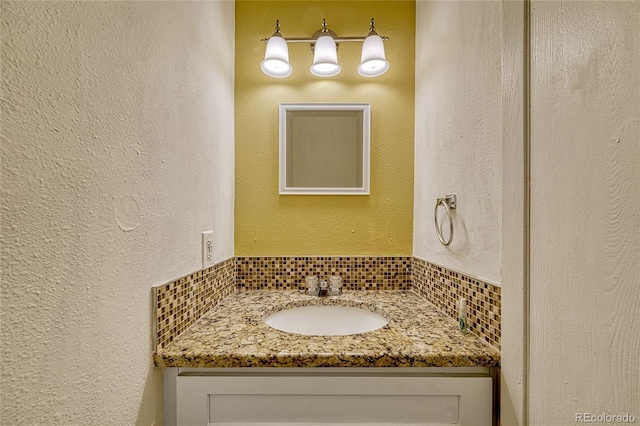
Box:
[279,103,371,195]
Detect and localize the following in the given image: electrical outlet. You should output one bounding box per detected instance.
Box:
[201,231,214,269]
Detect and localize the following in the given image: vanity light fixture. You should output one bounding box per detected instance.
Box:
[310,20,341,77]
[357,20,390,77]
[260,20,293,78]
[260,18,389,78]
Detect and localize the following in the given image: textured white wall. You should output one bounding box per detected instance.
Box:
[0,2,234,424]
[499,1,526,424]
[414,1,503,284]
[530,1,639,423]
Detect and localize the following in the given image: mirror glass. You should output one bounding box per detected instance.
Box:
[279,103,370,195]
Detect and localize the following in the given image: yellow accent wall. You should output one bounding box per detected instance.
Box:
[235,1,415,256]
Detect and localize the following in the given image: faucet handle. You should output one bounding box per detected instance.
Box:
[305,276,319,296]
[329,276,343,295]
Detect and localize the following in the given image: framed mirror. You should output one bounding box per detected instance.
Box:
[279,103,371,195]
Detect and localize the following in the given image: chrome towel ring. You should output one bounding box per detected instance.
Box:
[434,194,456,246]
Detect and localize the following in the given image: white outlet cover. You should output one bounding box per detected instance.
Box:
[201,231,214,269]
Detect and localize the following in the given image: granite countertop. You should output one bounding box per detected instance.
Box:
[153,291,500,368]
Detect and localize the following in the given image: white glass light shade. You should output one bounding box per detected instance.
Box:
[357,34,389,77]
[310,35,341,77]
[261,35,292,78]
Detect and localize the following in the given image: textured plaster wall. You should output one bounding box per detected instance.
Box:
[235,1,415,256]
[499,1,526,424]
[414,1,503,284]
[529,1,639,422]
[1,2,234,424]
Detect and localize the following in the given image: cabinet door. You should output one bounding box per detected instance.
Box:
[174,375,492,426]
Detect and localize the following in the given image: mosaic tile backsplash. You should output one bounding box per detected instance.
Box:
[152,256,501,353]
[153,258,235,351]
[412,257,501,349]
[236,256,412,291]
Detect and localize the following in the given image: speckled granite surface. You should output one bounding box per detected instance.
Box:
[153,291,500,368]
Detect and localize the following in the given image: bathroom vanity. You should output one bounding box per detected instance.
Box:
[154,291,500,425]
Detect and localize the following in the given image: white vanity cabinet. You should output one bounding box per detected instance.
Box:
[163,367,496,426]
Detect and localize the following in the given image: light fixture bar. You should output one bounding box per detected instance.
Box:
[260,17,388,44]
[261,36,388,43]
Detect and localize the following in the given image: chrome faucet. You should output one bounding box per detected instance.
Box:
[318,280,329,296]
[305,276,342,296]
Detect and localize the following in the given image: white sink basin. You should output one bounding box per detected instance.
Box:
[264,305,388,336]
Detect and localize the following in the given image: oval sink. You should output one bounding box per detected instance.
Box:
[264,305,388,336]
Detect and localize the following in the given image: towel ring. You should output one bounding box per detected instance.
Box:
[434,194,456,246]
